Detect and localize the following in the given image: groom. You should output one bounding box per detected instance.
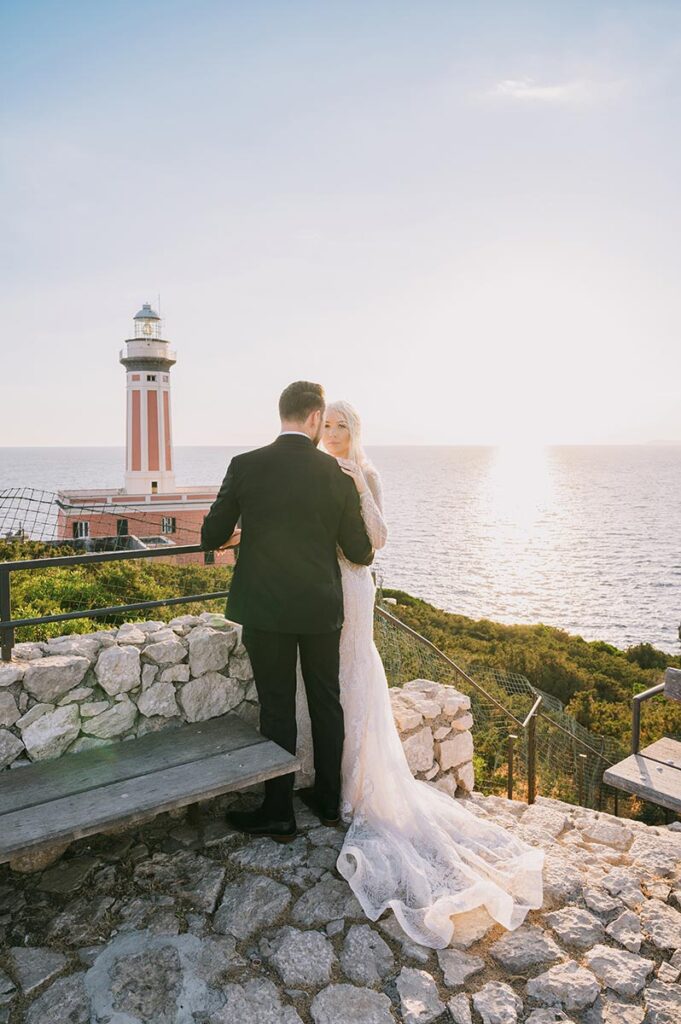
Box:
[200,381,374,841]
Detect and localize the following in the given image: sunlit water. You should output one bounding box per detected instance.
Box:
[1,444,680,653]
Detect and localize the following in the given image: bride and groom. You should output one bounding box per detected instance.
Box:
[200,380,544,948]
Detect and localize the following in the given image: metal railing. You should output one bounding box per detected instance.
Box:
[0,544,228,661]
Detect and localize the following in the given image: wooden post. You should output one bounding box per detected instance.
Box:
[577,752,588,807]
[507,734,517,800]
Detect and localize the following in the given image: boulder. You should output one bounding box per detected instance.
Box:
[94,645,141,695]
[23,655,90,702]
[22,705,81,760]
[178,673,243,722]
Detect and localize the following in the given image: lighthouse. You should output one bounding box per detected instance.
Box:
[120,304,177,494]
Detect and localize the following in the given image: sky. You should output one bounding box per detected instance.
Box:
[1,0,680,447]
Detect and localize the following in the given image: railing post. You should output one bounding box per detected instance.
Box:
[527,715,537,804]
[577,752,587,807]
[0,568,13,662]
[613,789,619,817]
[507,733,517,800]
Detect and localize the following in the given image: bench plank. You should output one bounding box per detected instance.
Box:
[0,739,299,861]
[639,737,681,771]
[0,714,266,815]
[603,751,681,814]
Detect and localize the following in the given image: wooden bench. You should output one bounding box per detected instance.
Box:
[0,714,299,864]
[603,667,681,814]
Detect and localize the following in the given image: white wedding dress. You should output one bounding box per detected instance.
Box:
[294,467,545,948]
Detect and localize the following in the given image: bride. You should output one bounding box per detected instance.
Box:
[294,400,545,949]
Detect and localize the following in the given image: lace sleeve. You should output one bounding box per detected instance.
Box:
[360,469,388,550]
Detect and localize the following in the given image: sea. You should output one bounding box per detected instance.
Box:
[1,444,680,655]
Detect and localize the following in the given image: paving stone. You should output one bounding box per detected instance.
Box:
[292,876,364,926]
[340,924,395,985]
[436,947,485,987]
[25,973,89,1024]
[310,983,395,1024]
[472,981,523,1024]
[599,867,646,910]
[582,944,654,997]
[582,995,644,1024]
[133,850,225,913]
[543,907,605,949]
[642,979,681,1024]
[396,966,445,1024]
[582,886,623,918]
[109,944,182,1019]
[378,912,432,964]
[214,873,291,939]
[0,970,14,1007]
[229,835,309,871]
[639,899,681,951]
[525,1011,576,1024]
[46,895,115,946]
[542,850,585,908]
[210,976,304,1024]
[577,818,633,851]
[448,992,473,1024]
[449,904,496,948]
[526,960,600,1011]
[489,925,563,970]
[605,908,642,952]
[266,925,336,986]
[9,945,68,997]
[38,856,98,894]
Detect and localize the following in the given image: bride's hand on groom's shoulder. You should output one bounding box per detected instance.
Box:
[218,528,242,550]
[337,458,368,495]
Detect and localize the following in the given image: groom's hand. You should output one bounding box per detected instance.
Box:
[218,528,242,550]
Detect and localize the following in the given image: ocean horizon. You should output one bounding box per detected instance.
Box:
[2,443,680,656]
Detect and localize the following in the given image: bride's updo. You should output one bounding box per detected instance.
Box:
[323,399,375,473]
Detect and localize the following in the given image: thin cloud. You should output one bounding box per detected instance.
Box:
[486,77,623,105]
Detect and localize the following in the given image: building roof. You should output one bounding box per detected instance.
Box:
[133,303,161,321]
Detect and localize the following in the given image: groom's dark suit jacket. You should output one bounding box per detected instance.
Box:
[200,434,374,634]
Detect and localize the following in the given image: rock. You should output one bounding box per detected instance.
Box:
[116,623,146,644]
[578,818,633,851]
[0,661,26,685]
[542,849,586,908]
[340,924,395,985]
[46,895,115,946]
[639,899,681,950]
[47,636,100,662]
[643,979,681,1024]
[455,761,475,792]
[228,652,253,680]
[582,886,623,917]
[143,637,187,665]
[544,907,605,949]
[16,702,54,729]
[472,981,523,1024]
[599,868,645,910]
[410,698,442,720]
[11,642,44,660]
[68,735,113,753]
[109,945,182,1020]
[79,700,111,718]
[582,943,653,997]
[378,912,432,964]
[310,984,394,1024]
[605,908,642,952]
[0,692,19,727]
[211,977,303,1024]
[10,841,69,873]
[133,850,226,913]
[23,655,90,702]
[159,663,190,683]
[94,645,141,695]
[25,973,89,1024]
[438,731,474,771]
[401,726,435,773]
[178,672,243,721]
[57,686,94,704]
[436,947,485,987]
[391,701,424,732]
[38,856,98,894]
[448,993,473,1024]
[187,626,236,675]
[526,1012,576,1024]
[215,874,292,939]
[9,947,68,996]
[81,697,136,738]
[583,995,643,1024]
[230,835,309,872]
[396,966,445,1023]
[0,968,15,1007]
[519,804,569,837]
[141,663,158,689]
[490,925,563,971]
[137,681,180,718]
[267,925,336,986]
[449,905,496,948]
[22,704,80,760]
[0,727,24,767]
[526,961,600,1011]
[292,876,363,927]
[451,712,474,731]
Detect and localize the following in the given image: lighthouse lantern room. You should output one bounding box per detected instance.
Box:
[120,303,177,494]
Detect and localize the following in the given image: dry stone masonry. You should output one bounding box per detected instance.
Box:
[0,618,475,801]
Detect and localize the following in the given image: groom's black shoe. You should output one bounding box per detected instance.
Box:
[226,806,298,844]
[297,787,340,828]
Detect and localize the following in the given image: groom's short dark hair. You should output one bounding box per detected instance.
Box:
[279,381,325,422]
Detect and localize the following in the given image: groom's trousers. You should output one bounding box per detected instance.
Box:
[241,626,344,819]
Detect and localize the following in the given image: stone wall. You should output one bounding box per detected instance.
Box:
[0,615,474,797]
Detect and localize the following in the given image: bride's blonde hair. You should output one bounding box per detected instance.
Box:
[322,399,374,472]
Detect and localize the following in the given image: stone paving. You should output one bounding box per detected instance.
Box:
[0,789,680,1023]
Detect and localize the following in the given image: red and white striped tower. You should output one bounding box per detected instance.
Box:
[119,303,177,494]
